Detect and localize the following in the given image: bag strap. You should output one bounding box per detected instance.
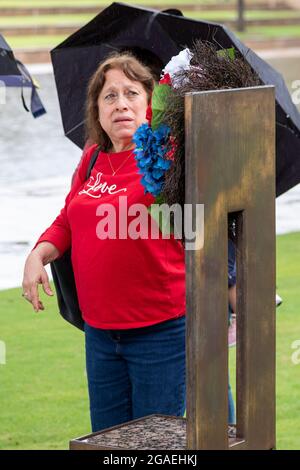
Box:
[86,145,101,180]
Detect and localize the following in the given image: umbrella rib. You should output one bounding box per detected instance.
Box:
[145,12,160,40]
[276,120,300,138]
[65,119,85,136]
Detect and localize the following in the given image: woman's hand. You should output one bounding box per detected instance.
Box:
[22,242,59,312]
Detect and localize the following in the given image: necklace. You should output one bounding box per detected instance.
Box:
[106,151,133,176]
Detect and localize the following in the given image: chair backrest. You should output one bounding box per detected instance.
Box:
[185,86,276,449]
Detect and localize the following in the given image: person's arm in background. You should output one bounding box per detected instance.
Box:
[22,144,97,313]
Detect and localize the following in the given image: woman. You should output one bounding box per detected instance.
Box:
[22,52,186,432]
[22,51,235,432]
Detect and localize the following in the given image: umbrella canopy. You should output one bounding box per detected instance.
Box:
[51,2,300,196]
[0,34,46,118]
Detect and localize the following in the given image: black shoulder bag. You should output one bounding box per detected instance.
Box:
[50,146,100,331]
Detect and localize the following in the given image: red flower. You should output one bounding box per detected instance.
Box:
[146,96,152,125]
[165,136,177,161]
[146,104,152,124]
[159,73,172,86]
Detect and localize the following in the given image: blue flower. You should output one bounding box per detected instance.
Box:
[133,122,173,197]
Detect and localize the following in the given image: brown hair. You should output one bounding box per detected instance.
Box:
[85,51,155,151]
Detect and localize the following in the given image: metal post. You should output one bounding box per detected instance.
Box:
[237,0,246,32]
[185,86,276,450]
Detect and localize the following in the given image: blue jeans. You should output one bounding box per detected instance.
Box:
[84,315,235,432]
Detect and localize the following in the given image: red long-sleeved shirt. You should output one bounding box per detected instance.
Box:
[34,144,186,329]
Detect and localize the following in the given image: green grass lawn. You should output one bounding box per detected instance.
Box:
[0,291,90,450]
[4,35,67,48]
[0,0,237,8]
[3,11,300,50]
[0,14,95,26]
[1,10,300,26]
[5,25,300,49]
[272,232,300,450]
[188,9,300,20]
[6,23,300,50]
[1,231,300,449]
[238,25,300,39]
[229,232,300,450]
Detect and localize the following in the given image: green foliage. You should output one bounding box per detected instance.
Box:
[151,84,173,131]
[217,47,235,60]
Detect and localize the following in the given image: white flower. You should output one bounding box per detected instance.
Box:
[161,48,193,88]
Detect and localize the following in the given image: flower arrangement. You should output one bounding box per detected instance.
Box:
[133,40,261,240]
[133,47,193,197]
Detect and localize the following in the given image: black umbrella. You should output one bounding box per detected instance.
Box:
[51,2,300,196]
[0,34,46,118]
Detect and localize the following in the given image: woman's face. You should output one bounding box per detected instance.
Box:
[98,68,149,151]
